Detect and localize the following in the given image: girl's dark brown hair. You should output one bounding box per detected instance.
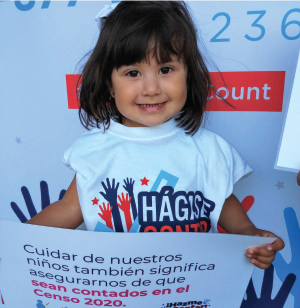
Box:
[78,1,213,135]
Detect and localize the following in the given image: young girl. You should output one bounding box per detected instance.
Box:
[27,1,284,270]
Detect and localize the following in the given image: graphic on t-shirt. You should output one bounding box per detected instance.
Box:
[93,170,215,233]
[140,177,149,185]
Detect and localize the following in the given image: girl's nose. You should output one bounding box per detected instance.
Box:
[141,75,162,96]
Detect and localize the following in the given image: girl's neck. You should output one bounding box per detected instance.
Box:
[108,117,179,140]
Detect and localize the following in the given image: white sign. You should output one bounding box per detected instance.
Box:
[276,51,300,172]
[0,221,275,308]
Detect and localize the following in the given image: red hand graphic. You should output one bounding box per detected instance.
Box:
[98,202,113,230]
[117,192,132,231]
[217,195,255,233]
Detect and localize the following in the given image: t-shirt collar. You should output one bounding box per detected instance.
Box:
[108,117,180,140]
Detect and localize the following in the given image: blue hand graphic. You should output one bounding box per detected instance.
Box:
[11,181,66,223]
[241,264,295,308]
[100,178,123,232]
[123,177,137,220]
[273,207,299,307]
[36,299,45,308]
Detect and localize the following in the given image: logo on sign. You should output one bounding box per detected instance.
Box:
[163,299,211,308]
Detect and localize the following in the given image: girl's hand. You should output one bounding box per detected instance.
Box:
[245,228,285,269]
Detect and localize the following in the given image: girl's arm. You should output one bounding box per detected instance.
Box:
[26,176,83,229]
[218,194,284,269]
[218,194,254,235]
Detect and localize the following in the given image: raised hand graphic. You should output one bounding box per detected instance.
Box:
[117,192,132,231]
[98,202,113,230]
[241,264,295,308]
[123,177,137,220]
[11,181,66,223]
[100,178,123,232]
[273,207,299,307]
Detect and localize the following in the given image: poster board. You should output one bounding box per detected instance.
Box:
[0,221,275,308]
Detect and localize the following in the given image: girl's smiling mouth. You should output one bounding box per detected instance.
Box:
[136,101,167,112]
[138,101,167,107]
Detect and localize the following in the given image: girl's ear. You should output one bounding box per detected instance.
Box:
[107,81,115,98]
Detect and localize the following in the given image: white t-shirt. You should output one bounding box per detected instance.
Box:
[63,118,253,233]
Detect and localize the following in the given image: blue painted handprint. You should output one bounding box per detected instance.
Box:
[241,264,295,308]
[36,299,45,308]
[100,178,123,232]
[273,207,299,307]
[123,177,137,220]
[11,181,66,223]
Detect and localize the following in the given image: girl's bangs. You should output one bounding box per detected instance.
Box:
[111,16,185,68]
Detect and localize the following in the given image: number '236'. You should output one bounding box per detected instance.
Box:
[210,8,300,42]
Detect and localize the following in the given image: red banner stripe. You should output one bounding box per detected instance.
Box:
[206,71,285,112]
[66,74,80,109]
[66,71,285,112]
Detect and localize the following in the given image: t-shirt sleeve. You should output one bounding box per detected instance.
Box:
[224,144,253,198]
[62,142,80,173]
[193,129,253,233]
[62,133,88,174]
[62,145,75,172]
[62,129,102,181]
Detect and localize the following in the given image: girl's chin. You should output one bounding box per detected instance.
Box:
[123,118,166,128]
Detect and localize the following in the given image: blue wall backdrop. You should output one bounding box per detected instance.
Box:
[0,1,299,307]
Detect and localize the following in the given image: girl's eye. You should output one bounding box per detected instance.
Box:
[160,67,173,74]
[126,70,140,78]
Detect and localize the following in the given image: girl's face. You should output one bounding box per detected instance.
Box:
[110,54,188,127]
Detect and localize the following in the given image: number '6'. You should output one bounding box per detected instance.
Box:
[281,8,300,40]
[15,1,35,11]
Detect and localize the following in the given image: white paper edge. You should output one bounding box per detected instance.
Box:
[275,47,300,173]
